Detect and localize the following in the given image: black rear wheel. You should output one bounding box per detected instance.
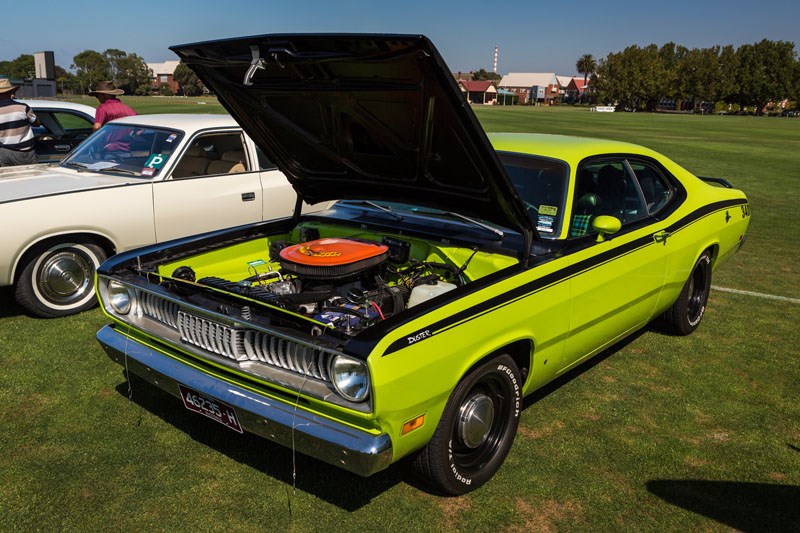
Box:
[412,354,521,495]
[659,250,712,335]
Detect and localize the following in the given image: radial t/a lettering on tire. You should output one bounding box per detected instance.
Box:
[412,354,522,495]
[659,250,712,336]
[14,241,107,318]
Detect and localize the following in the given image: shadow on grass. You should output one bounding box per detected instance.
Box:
[647,479,800,533]
[107,326,663,504]
[0,286,24,319]
[521,329,646,410]
[113,376,409,511]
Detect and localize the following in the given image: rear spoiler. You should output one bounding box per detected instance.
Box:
[699,176,733,188]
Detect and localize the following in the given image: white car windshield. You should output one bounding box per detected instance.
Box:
[62,125,184,178]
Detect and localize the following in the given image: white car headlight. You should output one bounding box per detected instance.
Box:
[108,280,134,315]
[330,355,370,402]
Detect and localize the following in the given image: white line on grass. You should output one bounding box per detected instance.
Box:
[712,286,800,304]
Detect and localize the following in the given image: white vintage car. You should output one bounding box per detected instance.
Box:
[0,113,305,317]
[20,99,97,163]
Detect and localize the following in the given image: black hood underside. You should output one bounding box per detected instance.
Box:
[170,33,533,239]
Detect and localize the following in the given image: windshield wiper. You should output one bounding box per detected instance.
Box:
[443,211,505,240]
[62,161,90,172]
[343,200,404,221]
[96,166,144,177]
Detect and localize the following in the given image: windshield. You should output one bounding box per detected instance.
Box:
[62,125,184,177]
[498,152,569,238]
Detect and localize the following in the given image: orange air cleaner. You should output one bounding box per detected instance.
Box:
[279,238,389,279]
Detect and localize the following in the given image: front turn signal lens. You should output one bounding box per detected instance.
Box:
[401,414,426,435]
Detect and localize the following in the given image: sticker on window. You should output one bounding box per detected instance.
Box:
[539,205,558,216]
[145,153,168,169]
[141,167,155,177]
[536,215,555,233]
[166,133,178,143]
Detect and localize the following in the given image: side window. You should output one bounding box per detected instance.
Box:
[570,159,646,238]
[171,132,249,179]
[53,111,93,134]
[627,160,673,215]
[255,146,278,170]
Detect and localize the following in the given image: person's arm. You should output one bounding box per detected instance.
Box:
[93,106,106,130]
[26,107,41,127]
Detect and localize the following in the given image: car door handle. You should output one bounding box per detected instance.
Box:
[55,144,72,152]
[653,230,671,244]
[241,192,256,202]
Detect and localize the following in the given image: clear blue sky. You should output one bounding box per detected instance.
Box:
[2,0,798,75]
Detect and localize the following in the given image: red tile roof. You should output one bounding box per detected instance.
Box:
[459,80,495,92]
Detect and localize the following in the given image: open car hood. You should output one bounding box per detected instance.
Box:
[171,34,533,239]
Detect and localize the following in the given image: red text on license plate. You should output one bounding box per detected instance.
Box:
[178,384,243,433]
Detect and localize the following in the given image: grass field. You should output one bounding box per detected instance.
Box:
[1,102,798,532]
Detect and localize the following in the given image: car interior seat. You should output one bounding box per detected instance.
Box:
[172,144,210,178]
[207,150,246,174]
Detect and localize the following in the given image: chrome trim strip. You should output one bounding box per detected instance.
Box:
[97,324,392,477]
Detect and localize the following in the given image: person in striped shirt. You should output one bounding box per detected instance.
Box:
[0,78,41,166]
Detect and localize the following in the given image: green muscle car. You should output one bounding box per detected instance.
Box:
[95,34,750,495]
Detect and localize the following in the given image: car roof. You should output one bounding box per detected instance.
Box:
[488,133,662,165]
[19,99,97,117]
[109,113,238,132]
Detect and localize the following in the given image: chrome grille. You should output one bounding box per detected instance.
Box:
[139,290,180,328]
[176,311,332,382]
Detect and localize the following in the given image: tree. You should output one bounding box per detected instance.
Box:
[116,53,152,95]
[595,44,665,110]
[72,50,111,94]
[54,65,77,94]
[0,54,35,79]
[173,62,205,96]
[716,45,739,106]
[103,48,127,83]
[677,47,721,109]
[735,39,795,114]
[575,54,596,85]
[470,68,501,82]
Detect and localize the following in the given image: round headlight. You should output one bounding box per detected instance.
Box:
[108,281,133,315]
[330,355,370,402]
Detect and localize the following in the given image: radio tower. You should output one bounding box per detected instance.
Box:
[493,46,499,73]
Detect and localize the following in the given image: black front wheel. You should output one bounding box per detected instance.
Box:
[659,250,712,335]
[412,354,522,495]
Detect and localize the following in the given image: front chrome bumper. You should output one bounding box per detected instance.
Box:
[96,324,393,477]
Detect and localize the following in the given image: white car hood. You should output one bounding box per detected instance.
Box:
[0,164,141,203]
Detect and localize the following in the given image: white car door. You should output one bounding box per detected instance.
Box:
[250,142,297,220]
[152,131,263,243]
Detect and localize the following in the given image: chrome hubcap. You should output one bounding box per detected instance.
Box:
[457,392,495,449]
[38,250,93,304]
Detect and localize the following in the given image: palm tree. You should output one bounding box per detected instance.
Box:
[576,54,597,85]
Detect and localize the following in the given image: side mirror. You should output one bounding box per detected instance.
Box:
[593,215,622,242]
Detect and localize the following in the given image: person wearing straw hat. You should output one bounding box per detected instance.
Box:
[0,78,41,166]
[89,81,136,131]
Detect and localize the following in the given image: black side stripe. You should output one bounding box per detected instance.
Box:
[382,198,746,356]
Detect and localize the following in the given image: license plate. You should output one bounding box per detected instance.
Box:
[178,384,243,433]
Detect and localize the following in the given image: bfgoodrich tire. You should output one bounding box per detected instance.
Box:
[659,250,712,335]
[14,241,106,318]
[412,354,522,495]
